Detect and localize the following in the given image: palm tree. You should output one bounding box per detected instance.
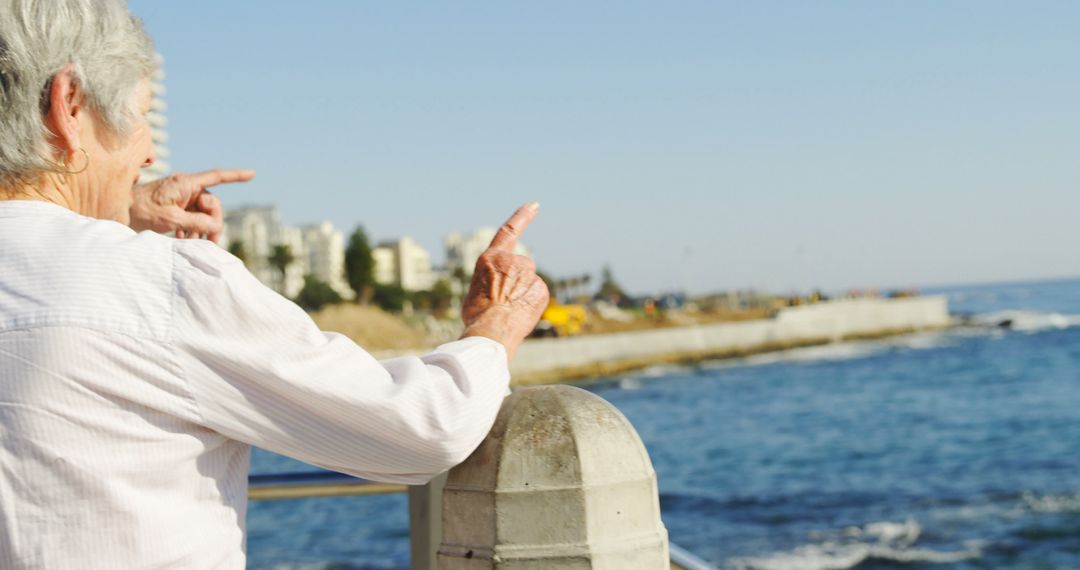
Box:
[268,244,295,293]
[568,275,582,303]
[227,239,248,267]
[555,278,568,304]
[452,266,468,295]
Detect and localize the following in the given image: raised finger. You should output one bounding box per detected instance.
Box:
[488,202,540,252]
[188,168,257,189]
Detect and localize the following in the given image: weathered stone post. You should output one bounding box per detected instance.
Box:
[438,385,669,569]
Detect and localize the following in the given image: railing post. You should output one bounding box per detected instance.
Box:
[409,472,447,570]
[437,385,669,568]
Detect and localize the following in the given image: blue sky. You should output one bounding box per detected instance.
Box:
[129,1,1080,294]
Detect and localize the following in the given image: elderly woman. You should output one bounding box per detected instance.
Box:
[0,1,548,568]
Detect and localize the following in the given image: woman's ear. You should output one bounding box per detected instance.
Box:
[43,64,83,160]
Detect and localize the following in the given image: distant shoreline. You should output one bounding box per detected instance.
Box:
[508,296,952,385]
[510,326,934,386]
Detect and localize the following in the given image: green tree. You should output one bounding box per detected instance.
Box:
[294,274,343,312]
[344,226,375,303]
[596,265,626,304]
[373,284,409,313]
[559,276,569,302]
[411,289,434,312]
[431,279,454,315]
[227,239,248,266]
[451,266,469,296]
[568,275,582,302]
[268,244,295,291]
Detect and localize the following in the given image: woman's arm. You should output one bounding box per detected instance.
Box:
[168,204,547,483]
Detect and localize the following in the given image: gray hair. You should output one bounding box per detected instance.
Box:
[0,0,155,187]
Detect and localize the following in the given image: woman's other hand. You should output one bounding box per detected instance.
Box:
[461,202,550,363]
[129,169,256,242]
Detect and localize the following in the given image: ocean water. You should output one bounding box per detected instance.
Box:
[247,278,1080,569]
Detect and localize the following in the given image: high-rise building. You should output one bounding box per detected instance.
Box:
[221,206,276,282]
[221,206,322,299]
[373,237,436,291]
[301,222,354,300]
[143,52,171,183]
[373,247,397,286]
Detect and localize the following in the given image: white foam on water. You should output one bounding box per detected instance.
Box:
[678,306,1074,378]
[895,332,952,350]
[729,520,981,570]
[861,520,919,545]
[925,500,1027,525]
[695,333,941,374]
[741,342,886,366]
[617,377,644,390]
[970,310,1080,333]
[1022,491,1080,513]
[636,364,686,378]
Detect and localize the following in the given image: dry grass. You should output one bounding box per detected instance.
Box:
[311,304,428,352]
[310,304,774,353]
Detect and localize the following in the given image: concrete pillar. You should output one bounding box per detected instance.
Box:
[438,385,669,569]
[409,472,447,570]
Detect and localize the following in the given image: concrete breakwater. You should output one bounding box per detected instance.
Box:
[510,296,951,385]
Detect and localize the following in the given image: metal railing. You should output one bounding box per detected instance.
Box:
[248,471,718,570]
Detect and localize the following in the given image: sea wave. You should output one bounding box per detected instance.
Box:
[729,520,981,570]
[649,307,1077,378]
[894,331,954,350]
[1022,491,1080,513]
[967,310,1080,333]
[745,342,885,365]
[636,364,687,378]
[719,330,956,368]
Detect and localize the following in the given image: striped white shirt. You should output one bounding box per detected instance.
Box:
[0,201,510,569]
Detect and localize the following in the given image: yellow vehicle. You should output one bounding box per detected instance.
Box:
[532,302,588,337]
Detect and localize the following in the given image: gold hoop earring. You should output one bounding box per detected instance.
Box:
[62,148,89,175]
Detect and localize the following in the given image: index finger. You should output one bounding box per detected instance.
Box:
[488,202,540,252]
[188,168,257,189]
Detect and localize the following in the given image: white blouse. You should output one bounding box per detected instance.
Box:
[0,201,509,569]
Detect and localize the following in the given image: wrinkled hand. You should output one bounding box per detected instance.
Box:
[129,169,256,243]
[461,202,550,363]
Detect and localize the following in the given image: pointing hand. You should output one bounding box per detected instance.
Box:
[461,202,550,362]
[129,169,256,243]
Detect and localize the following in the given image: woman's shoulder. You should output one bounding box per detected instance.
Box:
[0,214,177,338]
[170,237,248,281]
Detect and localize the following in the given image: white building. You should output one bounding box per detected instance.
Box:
[445,227,531,277]
[144,52,171,183]
[373,236,436,292]
[222,206,351,300]
[301,222,354,300]
[373,247,396,287]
